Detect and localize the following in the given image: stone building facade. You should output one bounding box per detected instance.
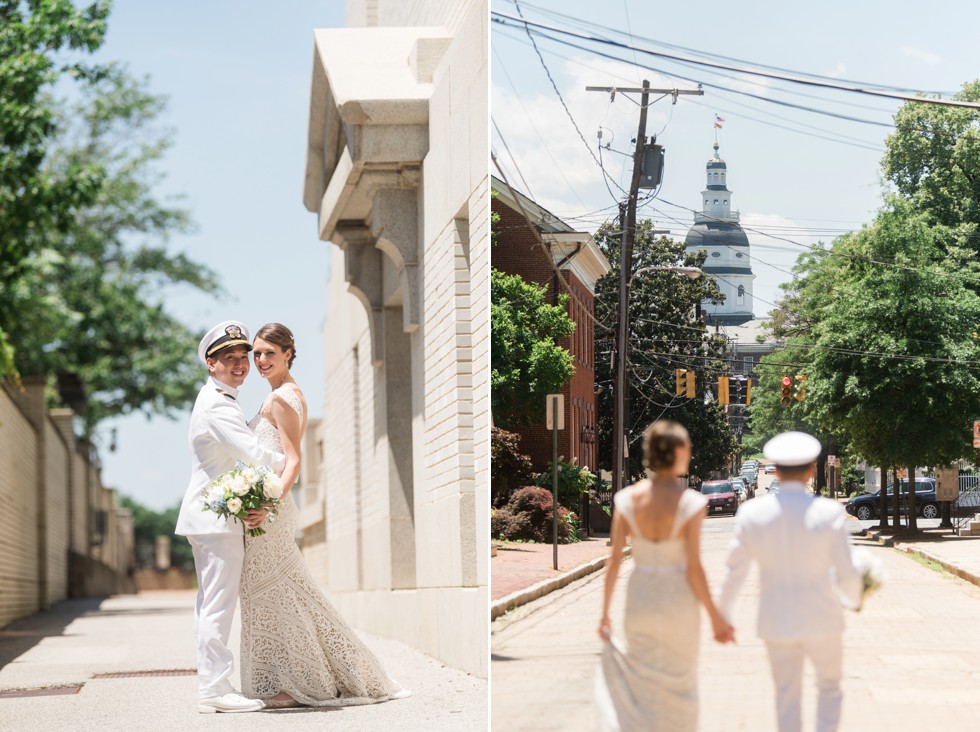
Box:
[299,0,487,677]
[0,379,135,628]
[491,178,610,474]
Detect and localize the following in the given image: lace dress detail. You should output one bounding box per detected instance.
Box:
[595,486,709,732]
[240,386,406,705]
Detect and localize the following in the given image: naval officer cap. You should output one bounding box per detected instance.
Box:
[763,431,822,467]
[198,320,252,363]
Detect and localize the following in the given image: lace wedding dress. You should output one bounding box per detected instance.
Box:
[595,485,708,731]
[240,385,407,706]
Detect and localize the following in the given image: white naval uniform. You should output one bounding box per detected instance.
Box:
[715,480,863,732]
[175,376,284,699]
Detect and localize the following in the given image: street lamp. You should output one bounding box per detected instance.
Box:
[613,265,705,497]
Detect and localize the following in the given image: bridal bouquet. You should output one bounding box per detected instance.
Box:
[200,461,284,537]
[851,548,885,612]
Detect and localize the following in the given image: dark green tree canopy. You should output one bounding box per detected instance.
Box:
[491,267,575,427]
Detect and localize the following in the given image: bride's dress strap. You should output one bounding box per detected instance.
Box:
[670,489,708,539]
[275,386,304,417]
[612,487,638,535]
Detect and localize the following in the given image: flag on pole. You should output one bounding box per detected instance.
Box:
[714,114,725,129]
[713,122,722,129]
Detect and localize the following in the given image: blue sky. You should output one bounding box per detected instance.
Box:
[94,2,342,510]
[491,0,980,312]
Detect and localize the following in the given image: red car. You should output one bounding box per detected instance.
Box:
[701,480,738,516]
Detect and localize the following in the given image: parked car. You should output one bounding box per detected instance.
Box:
[702,480,738,515]
[768,480,781,494]
[845,478,939,521]
[742,460,759,472]
[730,478,747,503]
[764,463,777,474]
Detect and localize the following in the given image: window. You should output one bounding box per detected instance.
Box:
[743,356,753,373]
[711,251,721,258]
[735,252,743,258]
[713,199,719,204]
[737,285,745,305]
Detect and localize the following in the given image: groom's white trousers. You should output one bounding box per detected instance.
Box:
[188,533,244,699]
[765,635,843,732]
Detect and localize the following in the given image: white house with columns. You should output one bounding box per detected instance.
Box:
[299,0,488,677]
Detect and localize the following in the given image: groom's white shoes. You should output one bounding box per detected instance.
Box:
[198,691,265,714]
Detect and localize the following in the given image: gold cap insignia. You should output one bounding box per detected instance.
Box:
[225,324,243,339]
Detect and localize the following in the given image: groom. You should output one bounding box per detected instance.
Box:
[716,431,863,732]
[175,321,285,713]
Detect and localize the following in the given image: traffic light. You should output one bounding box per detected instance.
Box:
[718,375,730,405]
[794,373,807,402]
[745,377,752,406]
[780,375,792,406]
[675,369,686,397]
[685,370,696,399]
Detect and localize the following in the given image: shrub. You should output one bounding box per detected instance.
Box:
[491,427,534,508]
[535,458,597,512]
[491,486,578,543]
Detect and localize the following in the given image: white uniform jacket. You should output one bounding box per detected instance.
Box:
[716,481,863,641]
[174,377,285,537]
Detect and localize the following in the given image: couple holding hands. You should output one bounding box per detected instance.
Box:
[597,422,865,732]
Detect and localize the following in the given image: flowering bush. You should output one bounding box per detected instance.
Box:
[491,427,534,508]
[200,461,283,537]
[535,458,597,512]
[491,486,578,543]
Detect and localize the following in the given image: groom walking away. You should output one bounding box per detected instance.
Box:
[716,432,863,732]
[175,321,285,713]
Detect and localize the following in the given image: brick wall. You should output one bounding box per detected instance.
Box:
[491,200,600,474]
[0,383,135,628]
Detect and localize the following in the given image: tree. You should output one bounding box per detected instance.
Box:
[0,0,112,379]
[3,64,221,435]
[491,267,575,427]
[593,220,736,480]
[780,199,980,531]
[883,80,980,234]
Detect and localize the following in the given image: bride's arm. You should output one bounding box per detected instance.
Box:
[268,394,303,500]
[598,510,627,640]
[683,512,735,644]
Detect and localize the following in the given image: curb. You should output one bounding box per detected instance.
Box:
[490,547,631,621]
[863,529,980,590]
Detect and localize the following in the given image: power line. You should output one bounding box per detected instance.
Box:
[492,11,980,110]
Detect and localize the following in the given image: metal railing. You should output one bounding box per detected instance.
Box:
[952,475,980,533]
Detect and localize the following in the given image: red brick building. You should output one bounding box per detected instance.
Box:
[492,177,610,473]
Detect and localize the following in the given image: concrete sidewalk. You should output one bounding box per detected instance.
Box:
[491,537,612,600]
[0,591,486,731]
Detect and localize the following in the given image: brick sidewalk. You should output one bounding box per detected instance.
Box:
[491,537,611,600]
[492,518,980,731]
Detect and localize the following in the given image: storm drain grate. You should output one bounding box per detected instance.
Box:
[91,669,196,679]
[0,686,81,699]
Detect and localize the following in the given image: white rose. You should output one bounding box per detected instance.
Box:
[264,474,284,500]
[230,475,250,496]
[226,497,243,514]
[242,467,259,485]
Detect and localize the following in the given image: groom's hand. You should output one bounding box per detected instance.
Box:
[244,507,270,529]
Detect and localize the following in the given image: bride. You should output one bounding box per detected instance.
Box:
[239,322,409,709]
[595,420,733,731]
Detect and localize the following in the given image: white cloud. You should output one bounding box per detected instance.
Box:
[825,62,847,78]
[900,46,941,66]
[492,54,690,224]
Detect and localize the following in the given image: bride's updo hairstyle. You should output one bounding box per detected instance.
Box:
[642,420,690,471]
[255,323,297,368]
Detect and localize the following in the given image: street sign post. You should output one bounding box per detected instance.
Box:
[547,394,565,570]
[936,464,960,529]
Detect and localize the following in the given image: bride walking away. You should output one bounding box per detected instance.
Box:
[595,420,734,731]
[239,323,410,709]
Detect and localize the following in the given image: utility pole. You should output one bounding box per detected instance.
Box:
[587,81,703,495]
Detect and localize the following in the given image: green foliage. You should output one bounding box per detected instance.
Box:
[883,80,980,232]
[490,427,534,508]
[491,267,575,427]
[119,495,194,571]
[593,220,737,479]
[534,458,597,512]
[3,63,220,435]
[0,0,112,378]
